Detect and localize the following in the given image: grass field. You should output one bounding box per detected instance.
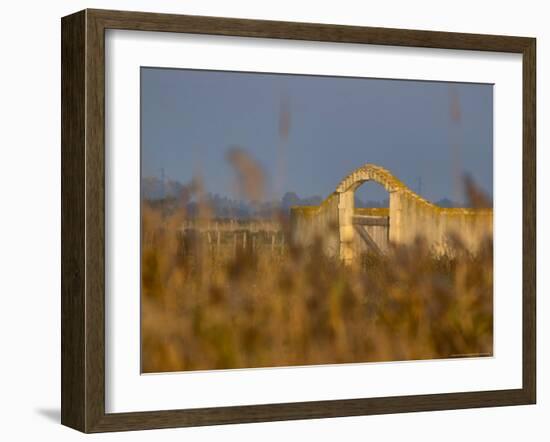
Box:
[141,203,493,373]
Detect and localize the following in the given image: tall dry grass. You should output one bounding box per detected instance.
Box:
[141,203,493,373]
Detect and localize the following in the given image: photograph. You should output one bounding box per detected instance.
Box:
[140,67,494,373]
[0,0,542,437]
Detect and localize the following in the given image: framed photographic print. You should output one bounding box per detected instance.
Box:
[61,9,536,433]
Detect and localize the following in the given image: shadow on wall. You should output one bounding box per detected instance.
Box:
[35,408,60,423]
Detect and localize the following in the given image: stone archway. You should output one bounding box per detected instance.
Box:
[289,163,493,264]
[335,164,405,263]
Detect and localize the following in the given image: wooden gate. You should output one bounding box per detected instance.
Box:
[352,214,389,255]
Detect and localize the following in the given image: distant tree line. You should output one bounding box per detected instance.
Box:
[142,176,467,219]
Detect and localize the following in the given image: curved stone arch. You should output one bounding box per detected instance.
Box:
[335,163,418,264]
[335,164,406,194]
[335,163,435,210]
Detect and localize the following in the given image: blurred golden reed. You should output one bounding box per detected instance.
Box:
[141,201,493,373]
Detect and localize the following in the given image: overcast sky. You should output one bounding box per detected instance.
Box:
[141,67,493,205]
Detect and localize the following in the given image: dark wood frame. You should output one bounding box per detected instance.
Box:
[61,8,536,433]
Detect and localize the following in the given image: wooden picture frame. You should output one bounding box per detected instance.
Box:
[61,8,536,433]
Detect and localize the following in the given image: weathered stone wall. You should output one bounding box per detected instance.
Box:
[389,188,492,253]
[289,192,340,257]
[290,164,493,261]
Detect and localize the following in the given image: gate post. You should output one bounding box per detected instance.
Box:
[388,190,402,244]
[338,190,355,264]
